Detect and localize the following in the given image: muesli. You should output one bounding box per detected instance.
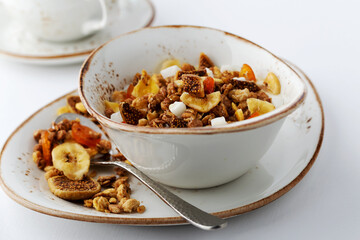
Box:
[32,96,145,214]
[104,53,281,127]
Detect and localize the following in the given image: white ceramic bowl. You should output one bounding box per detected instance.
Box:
[79,25,306,189]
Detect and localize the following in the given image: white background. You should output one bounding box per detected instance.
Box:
[1,0,360,239]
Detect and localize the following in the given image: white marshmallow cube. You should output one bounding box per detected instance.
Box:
[205,68,214,77]
[160,65,181,79]
[233,77,246,81]
[169,101,186,118]
[110,111,123,123]
[211,116,227,126]
[220,65,241,72]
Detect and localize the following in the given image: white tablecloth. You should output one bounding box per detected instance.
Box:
[1,0,359,239]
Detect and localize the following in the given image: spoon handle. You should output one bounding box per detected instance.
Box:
[91,160,227,230]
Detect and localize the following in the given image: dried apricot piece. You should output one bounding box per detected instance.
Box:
[204,77,215,94]
[240,64,256,82]
[41,131,52,166]
[71,122,101,148]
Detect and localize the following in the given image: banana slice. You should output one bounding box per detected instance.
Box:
[235,109,245,121]
[246,98,275,115]
[180,91,221,113]
[161,59,181,70]
[75,102,87,113]
[48,175,100,200]
[52,142,90,180]
[264,72,281,95]
[132,70,159,97]
[104,100,120,113]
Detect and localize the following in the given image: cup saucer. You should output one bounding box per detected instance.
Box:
[0,0,155,65]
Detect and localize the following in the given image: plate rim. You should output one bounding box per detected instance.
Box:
[0,63,324,225]
[0,0,155,60]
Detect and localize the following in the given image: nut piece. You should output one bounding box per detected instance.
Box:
[263,72,281,95]
[97,175,116,187]
[122,199,140,213]
[229,88,251,103]
[182,74,205,98]
[246,98,275,115]
[137,205,146,213]
[93,196,109,212]
[84,199,93,208]
[109,204,122,214]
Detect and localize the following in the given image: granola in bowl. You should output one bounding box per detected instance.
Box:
[104,53,281,128]
[32,96,145,214]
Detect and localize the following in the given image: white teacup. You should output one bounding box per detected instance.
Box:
[2,0,115,42]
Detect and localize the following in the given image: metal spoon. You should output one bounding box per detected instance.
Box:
[55,113,227,230]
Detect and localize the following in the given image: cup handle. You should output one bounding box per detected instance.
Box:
[82,0,119,36]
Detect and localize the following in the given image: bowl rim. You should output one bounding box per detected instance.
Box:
[79,25,307,135]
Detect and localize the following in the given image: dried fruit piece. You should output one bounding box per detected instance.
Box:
[52,142,90,180]
[48,176,100,200]
[199,52,214,69]
[231,102,238,111]
[174,80,184,88]
[246,98,275,115]
[66,96,81,113]
[239,64,256,82]
[182,74,205,98]
[170,117,187,128]
[161,59,180,70]
[41,131,52,166]
[264,72,281,95]
[176,69,206,79]
[104,100,120,113]
[235,109,245,121]
[230,79,260,92]
[180,91,221,113]
[57,106,72,115]
[132,70,159,97]
[203,77,215,94]
[248,112,260,119]
[71,122,101,148]
[181,63,196,71]
[75,102,87,113]
[126,84,134,98]
[112,91,127,102]
[119,102,142,125]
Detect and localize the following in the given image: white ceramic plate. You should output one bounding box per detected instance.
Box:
[0,0,155,65]
[0,62,324,225]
